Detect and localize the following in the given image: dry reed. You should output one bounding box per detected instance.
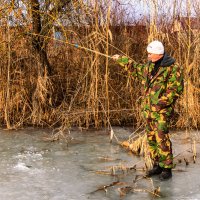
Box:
[0,0,199,134]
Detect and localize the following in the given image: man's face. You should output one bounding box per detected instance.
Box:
[148,53,163,62]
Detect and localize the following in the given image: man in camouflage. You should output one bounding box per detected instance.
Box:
[112,40,184,180]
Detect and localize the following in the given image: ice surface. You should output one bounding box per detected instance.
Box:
[0,127,199,200]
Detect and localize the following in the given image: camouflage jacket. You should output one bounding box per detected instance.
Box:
[116,53,184,118]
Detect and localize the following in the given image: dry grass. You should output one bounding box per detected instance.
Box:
[0,0,199,133]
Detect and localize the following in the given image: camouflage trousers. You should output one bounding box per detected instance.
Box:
[145,111,173,169]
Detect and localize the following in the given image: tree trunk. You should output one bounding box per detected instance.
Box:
[30,0,52,76]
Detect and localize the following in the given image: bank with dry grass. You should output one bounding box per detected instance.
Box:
[0,0,199,130]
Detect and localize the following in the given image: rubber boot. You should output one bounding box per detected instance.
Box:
[146,165,163,177]
[159,168,172,181]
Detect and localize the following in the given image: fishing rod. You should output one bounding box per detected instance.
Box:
[29,32,113,59]
[28,32,135,62]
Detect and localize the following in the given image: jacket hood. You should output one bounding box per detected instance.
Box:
[160,53,175,67]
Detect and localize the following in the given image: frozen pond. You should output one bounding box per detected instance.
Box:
[0,127,200,200]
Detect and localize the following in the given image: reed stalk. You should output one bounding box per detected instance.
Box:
[4,15,11,129]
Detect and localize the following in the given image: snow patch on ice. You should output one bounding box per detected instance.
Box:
[13,162,31,171]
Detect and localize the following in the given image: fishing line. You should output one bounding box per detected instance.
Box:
[28,32,134,143]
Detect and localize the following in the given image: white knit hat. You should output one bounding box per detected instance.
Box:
[147,40,164,54]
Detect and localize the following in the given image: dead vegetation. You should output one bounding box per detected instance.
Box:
[0,0,199,135]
